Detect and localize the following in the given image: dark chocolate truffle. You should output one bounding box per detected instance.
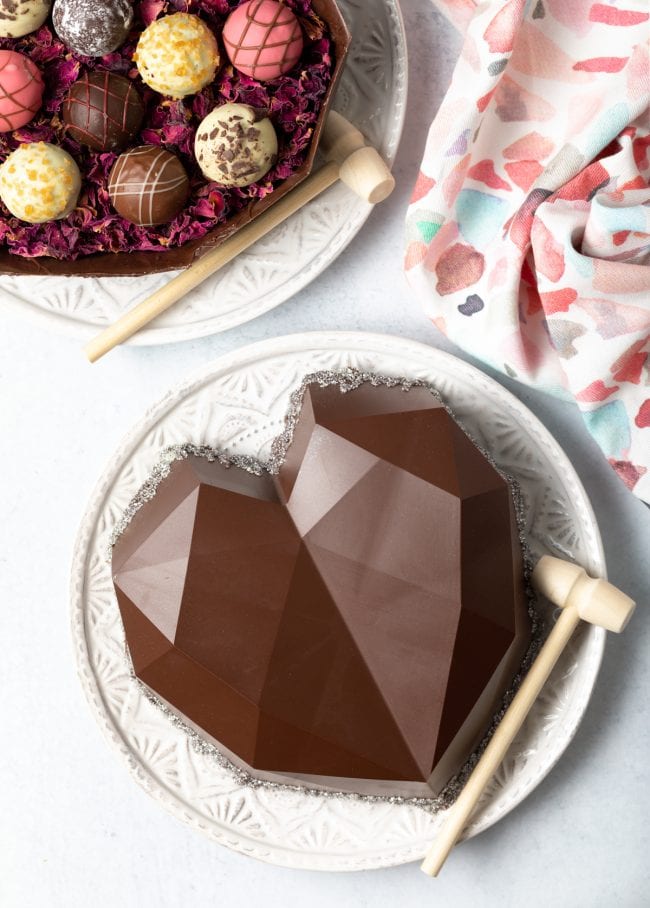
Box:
[108,145,190,226]
[113,378,531,798]
[63,71,144,152]
[52,0,133,57]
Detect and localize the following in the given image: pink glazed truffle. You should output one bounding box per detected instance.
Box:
[223,0,304,82]
[0,50,44,132]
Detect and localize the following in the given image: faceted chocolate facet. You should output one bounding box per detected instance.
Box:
[113,381,530,797]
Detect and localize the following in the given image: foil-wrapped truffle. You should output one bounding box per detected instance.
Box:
[108,145,190,226]
[0,141,81,222]
[0,0,51,38]
[194,103,278,187]
[63,71,144,152]
[52,0,133,57]
[0,50,44,132]
[223,0,304,81]
[134,13,219,99]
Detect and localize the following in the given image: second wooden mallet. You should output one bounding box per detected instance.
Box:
[84,111,395,363]
[421,554,636,877]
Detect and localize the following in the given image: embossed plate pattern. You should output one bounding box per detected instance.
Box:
[70,332,605,871]
[0,0,407,344]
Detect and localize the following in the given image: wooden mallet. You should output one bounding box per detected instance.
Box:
[84,111,395,363]
[421,554,636,877]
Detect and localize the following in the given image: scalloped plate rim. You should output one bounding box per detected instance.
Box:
[70,331,606,871]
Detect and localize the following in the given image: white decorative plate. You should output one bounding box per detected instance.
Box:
[70,332,606,871]
[0,0,406,345]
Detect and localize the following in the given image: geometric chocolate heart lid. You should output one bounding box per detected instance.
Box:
[112,372,533,800]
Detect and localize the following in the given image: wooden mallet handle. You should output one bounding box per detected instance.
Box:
[421,556,635,877]
[83,111,395,363]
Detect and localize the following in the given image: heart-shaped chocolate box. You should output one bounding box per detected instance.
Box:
[113,377,531,798]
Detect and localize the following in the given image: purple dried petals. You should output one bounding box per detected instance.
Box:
[0,0,332,261]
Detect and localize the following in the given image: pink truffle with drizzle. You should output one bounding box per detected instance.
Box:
[0,50,43,132]
[223,0,304,81]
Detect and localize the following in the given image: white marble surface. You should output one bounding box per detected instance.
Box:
[1,3,648,906]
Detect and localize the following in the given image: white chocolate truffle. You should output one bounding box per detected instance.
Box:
[135,13,219,99]
[0,142,81,222]
[0,0,51,38]
[194,103,278,187]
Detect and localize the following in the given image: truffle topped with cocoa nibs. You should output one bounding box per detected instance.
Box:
[194,102,278,187]
[0,0,51,39]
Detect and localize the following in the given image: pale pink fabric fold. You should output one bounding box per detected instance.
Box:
[406,0,650,501]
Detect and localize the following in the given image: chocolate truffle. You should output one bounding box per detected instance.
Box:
[0,50,43,132]
[134,13,219,99]
[223,0,304,81]
[108,145,190,226]
[63,71,144,152]
[52,0,133,57]
[0,0,51,38]
[0,141,81,222]
[113,378,531,798]
[195,103,278,187]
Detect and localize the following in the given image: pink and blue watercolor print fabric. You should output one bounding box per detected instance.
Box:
[406,0,649,501]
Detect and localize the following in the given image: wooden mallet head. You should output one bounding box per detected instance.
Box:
[421,555,635,877]
[533,555,635,633]
[319,110,396,204]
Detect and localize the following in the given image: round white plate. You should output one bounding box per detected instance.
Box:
[0,0,407,345]
[71,332,605,871]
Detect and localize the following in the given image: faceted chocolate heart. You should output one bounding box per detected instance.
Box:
[113,378,531,797]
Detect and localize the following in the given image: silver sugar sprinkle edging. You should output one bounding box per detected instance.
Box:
[109,368,545,815]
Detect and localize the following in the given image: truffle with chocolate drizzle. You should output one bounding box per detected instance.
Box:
[63,71,144,152]
[107,145,190,226]
[223,0,304,82]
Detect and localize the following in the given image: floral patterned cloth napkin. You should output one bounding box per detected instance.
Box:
[405,0,649,502]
